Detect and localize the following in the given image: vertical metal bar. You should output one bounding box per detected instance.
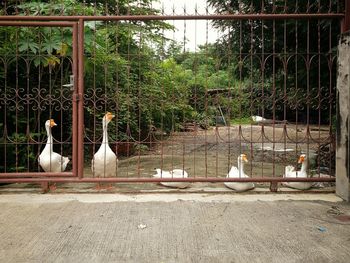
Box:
[260,15,265,179]
[126,2,131,177]
[328,15,334,176]
[249,15,254,177]
[261,12,266,179]
[306,1,311,176]
[48,27,53,173]
[92,9,97,178]
[37,27,42,173]
[59,27,64,174]
[114,3,120,177]
[170,3,175,175]
[317,10,321,177]
[3,58,7,173]
[15,26,19,172]
[283,0,287,168]
[26,32,30,173]
[103,7,108,178]
[227,18,232,175]
[204,3,208,178]
[193,3,198,178]
[77,19,84,179]
[272,1,276,177]
[72,22,78,177]
[238,0,243,157]
[294,16,299,167]
[182,4,187,177]
[137,3,142,178]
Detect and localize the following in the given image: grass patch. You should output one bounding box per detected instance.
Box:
[230,117,252,125]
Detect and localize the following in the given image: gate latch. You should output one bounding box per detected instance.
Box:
[63,75,74,91]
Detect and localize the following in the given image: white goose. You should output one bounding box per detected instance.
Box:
[91,112,117,177]
[153,168,190,189]
[224,154,255,192]
[38,119,70,172]
[283,154,313,190]
[251,115,267,123]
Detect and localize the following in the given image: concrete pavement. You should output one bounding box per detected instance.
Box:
[0,193,349,263]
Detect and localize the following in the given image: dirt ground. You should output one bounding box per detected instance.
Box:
[92,124,333,179]
[68,124,334,193]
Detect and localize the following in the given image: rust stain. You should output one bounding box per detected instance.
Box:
[334,215,350,222]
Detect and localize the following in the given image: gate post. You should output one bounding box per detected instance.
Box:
[77,19,85,179]
[336,30,350,201]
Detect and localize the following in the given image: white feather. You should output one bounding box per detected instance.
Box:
[251,115,267,122]
[39,119,70,172]
[91,113,117,177]
[224,154,255,192]
[153,168,190,189]
[283,155,313,190]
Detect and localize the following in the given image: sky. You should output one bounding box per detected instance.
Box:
[152,0,219,51]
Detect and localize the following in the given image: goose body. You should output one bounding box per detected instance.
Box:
[252,115,266,123]
[153,168,190,189]
[224,154,255,192]
[38,119,70,172]
[283,154,313,190]
[91,112,117,177]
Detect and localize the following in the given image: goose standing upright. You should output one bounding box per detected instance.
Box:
[283,154,313,190]
[38,119,70,172]
[224,154,255,192]
[91,112,117,177]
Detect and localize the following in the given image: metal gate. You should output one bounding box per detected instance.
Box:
[0,1,347,191]
[0,20,79,181]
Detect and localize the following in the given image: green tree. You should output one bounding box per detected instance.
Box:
[0,0,177,169]
[207,0,342,123]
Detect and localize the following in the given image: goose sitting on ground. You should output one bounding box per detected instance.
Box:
[91,112,117,177]
[224,154,255,192]
[251,115,267,123]
[282,154,313,190]
[38,119,70,172]
[153,168,190,189]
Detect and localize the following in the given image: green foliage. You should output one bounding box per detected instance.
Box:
[207,0,340,123]
[230,117,252,125]
[0,0,250,171]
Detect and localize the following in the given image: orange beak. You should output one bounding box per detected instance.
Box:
[242,154,248,163]
[50,119,57,127]
[298,156,305,163]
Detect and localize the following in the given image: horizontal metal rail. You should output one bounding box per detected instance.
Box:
[0,21,77,26]
[0,172,74,178]
[0,14,344,22]
[0,177,335,183]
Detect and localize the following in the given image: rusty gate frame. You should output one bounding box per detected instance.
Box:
[0,20,79,180]
[0,8,349,187]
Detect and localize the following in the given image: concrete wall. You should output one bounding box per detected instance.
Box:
[336,32,350,201]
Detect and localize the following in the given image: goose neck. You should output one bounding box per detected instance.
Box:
[44,124,53,152]
[238,158,245,175]
[102,120,109,144]
[300,160,307,173]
